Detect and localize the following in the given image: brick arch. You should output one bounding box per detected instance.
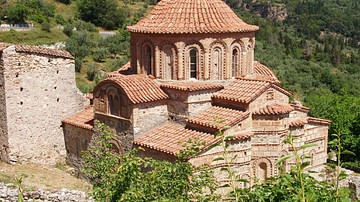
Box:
[108,139,124,154]
[159,42,178,80]
[139,40,155,76]
[240,174,251,188]
[253,157,273,181]
[309,149,316,166]
[208,40,227,80]
[183,41,205,80]
[230,40,246,77]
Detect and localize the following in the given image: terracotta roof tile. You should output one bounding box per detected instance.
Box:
[127,0,259,34]
[187,106,249,130]
[253,61,280,84]
[307,117,331,125]
[254,103,294,115]
[15,44,73,59]
[62,107,94,131]
[99,74,169,104]
[134,123,217,155]
[289,118,308,127]
[212,79,269,103]
[291,104,310,113]
[107,61,131,78]
[213,78,291,104]
[161,81,224,92]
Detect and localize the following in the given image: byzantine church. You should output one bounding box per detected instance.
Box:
[63,0,330,187]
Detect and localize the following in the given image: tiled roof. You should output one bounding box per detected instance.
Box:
[213,78,291,104]
[254,103,294,115]
[307,117,331,125]
[187,106,249,130]
[161,81,224,92]
[291,104,310,113]
[15,45,73,59]
[127,0,259,34]
[253,61,280,84]
[97,74,169,104]
[62,107,94,131]
[289,118,308,127]
[107,61,131,78]
[134,123,217,155]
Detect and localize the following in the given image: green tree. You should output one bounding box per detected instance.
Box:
[5,3,28,23]
[77,0,129,29]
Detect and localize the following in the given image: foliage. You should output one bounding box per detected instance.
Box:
[4,3,29,23]
[82,122,219,202]
[77,0,130,29]
[40,21,51,32]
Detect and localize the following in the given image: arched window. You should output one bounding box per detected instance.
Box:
[142,44,153,75]
[232,48,240,78]
[211,48,222,80]
[258,162,267,182]
[189,48,198,79]
[163,47,174,80]
[108,94,120,116]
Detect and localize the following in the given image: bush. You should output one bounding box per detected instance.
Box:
[55,15,65,25]
[87,63,99,81]
[5,3,29,23]
[75,57,83,72]
[92,47,108,63]
[41,21,51,32]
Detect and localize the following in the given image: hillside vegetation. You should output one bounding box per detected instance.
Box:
[1,0,360,169]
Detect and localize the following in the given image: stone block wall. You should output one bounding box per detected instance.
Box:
[62,124,93,168]
[248,87,289,112]
[133,100,168,136]
[0,55,9,162]
[1,46,86,164]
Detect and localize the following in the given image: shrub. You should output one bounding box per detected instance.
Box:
[86,63,99,81]
[40,21,51,32]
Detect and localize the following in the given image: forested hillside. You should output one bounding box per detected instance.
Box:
[1,0,360,169]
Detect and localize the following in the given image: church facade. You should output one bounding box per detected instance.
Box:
[63,0,329,187]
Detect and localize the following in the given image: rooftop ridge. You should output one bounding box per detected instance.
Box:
[127,0,259,34]
[15,44,73,59]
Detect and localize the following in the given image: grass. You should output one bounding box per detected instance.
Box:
[0,28,68,45]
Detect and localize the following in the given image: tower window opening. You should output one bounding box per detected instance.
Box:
[189,49,197,79]
[232,48,239,78]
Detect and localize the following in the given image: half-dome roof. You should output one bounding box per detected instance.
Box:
[127,0,259,34]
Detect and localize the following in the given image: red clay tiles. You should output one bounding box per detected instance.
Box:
[15,44,73,59]
[212,79,270,104]
[107,61,131,78]
[104,74,169,104]
[187,106,249,130]
[254,103,294,115]
[127,0,259,34]
[307,117,331,125]
[291,104,310,113]
[213,78,291,104]
[161,81,224,92]
[289,118,308,127]
[134,122,218,155]
[253,61,280,84]
[62,107,94,130]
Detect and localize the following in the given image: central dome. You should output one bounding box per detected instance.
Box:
[127,0,259,34]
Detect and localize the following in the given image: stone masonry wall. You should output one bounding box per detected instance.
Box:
[63,124,93,169]
[2,46,86,164]
[0,53,9,162]
[133,100,168,136]
[248,87,289,112]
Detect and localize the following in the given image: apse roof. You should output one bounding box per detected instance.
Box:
[127,0,259,34]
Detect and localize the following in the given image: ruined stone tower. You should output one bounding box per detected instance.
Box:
[0,43,85,164]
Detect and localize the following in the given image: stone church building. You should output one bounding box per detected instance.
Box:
[62,0,330,186]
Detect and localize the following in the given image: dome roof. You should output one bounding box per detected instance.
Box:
[127,0,259,34]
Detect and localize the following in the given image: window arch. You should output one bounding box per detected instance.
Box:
[258,162,267,182]
[232,48,240,78]
[142,43,154,76]
[108,93,120,116]
[210,47,222,80]
[162,46,174,80]
[189,48,198,79]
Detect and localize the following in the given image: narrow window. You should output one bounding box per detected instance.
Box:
[232,48,239,77]
[143,45,153,75]
[189,49,197,79]
[108,94,120,116]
